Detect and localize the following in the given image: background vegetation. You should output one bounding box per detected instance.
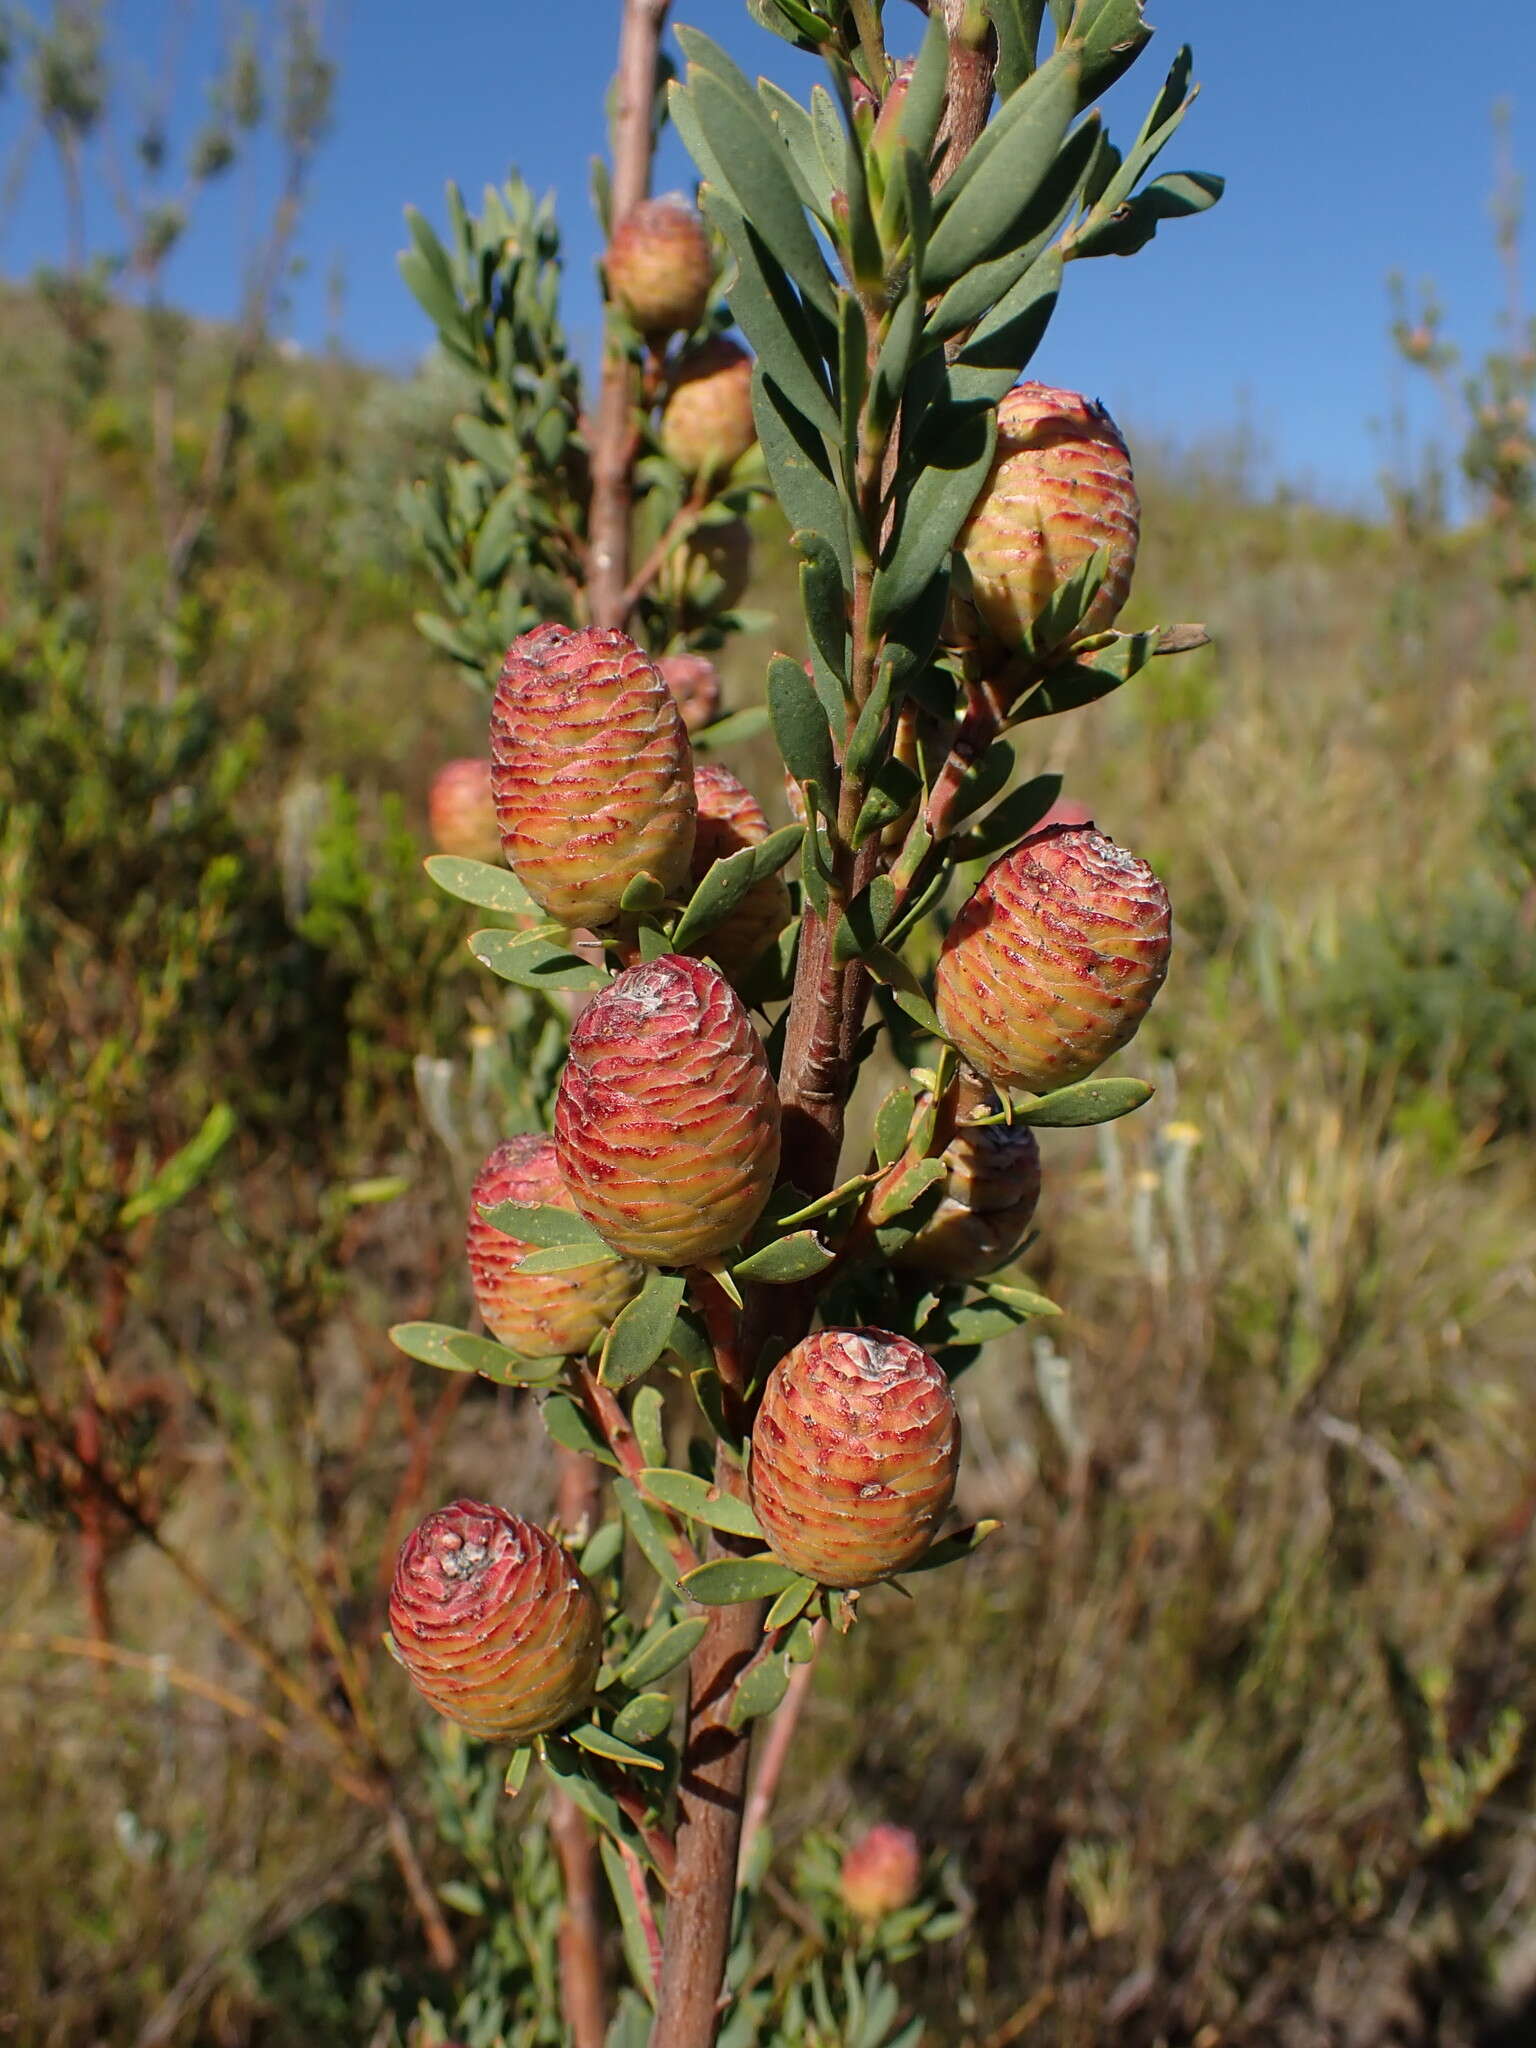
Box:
[4,8,1536,2047]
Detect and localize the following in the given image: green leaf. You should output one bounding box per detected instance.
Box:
[120,1103,236,1226]
[1026,545,1110,656]
[478,1201,606,1248]
[693,705,771,751]
[542,1738,629,1836]
[516,1241,621,1274]
[602,1273,688,1389]
[1071,167,1225,259]
[631,1384,668,1469]
[700,188,839,442]
[615,1477,683,1591]
[831,874,898,966]
[728,1653,792,1728]
[871,405,995,635]
[672,844,768,954]
[599,1837,659,2009]
[570,1721,667,1771]
[1070,0,1153,101]
[504,1747,533,1796]
[387,1321,479,1374]
[470,928,608,992]
[795,528,851,690]
[639,1469,766,1540]
[769,653,839,795]
[618,1617,709,1690]
[868,1155,946,1225]
[681,1556,803,1605]
[619,871,667,916]
[543,1393,618,1467]
[852,758,922,850]
[580,1517,626,1578]
[946,246,1064,408]
[732,1232,837,1284]
[983,1277,1061,1318]
[428,851,528,917]
[675,33,836,316]
[389,1322,564,1386]
[925,51,1080,289]
[1015,1076,1154,1126]
[900,1520,1002,1574]
[985,0,1047,95]
[753,365,851,582]
[863,945,945,1043]
[612,1692,674,1744]
[843,656,897,783]
[955,772,1062,860]
[874,1085,917,1169]
[764,1574,820,1630]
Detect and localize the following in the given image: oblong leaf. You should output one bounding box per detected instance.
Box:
[602,1273,688,1390]
[639,1468,766,1540]
[612,1692,674,1744]
[569,1721,667,1770]
[728,1653,792,1728]
[681,1556,803,1605]
[617,1617,710,1690]
[769,653,839,794]
[478,1201,605,1247]
[732,1231,837,1284]
[470,928,608,991]
[1016,1076,1154,1125]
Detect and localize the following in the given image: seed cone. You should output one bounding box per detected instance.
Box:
[660,338,757,477]
[468,1136,642,1359]
[656,652,722,733]
[389,1501,602,1743]
[958,382,1139,652]
[554,953,780,1265]
[685,763,792,983]
[428,757,501,865]
[606,196,713,337]
[841,1825,923,1921]
[888,1098,1042,1281]
[750,1328,959,1588]
[490,624,695,928]
[934,825,1171,1095]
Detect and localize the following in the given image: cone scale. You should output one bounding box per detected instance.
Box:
[389,1501,602,1744]
[749,1329,960,1589]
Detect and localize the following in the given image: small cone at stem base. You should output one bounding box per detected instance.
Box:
[750,1329,960,1589]
[840,1824,923,1920]
[606,196,713,337]
[660,338,757,478]
[887,1093,1042,1282]
[467,1136,642,1359]
[684,762,792,984]
[389,1501,602,1744]
[428,757,501,864]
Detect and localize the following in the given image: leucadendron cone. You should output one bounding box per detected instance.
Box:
[428,757,501,864]
[467,1136,641,1359]
[886,1094,1042,1282]
[684,763,792,984]
[554,953,780,1265]
[958,382,1140,652]
[605,195,712,337]
[490,624,695,928]
[934,825,1171,1096]
[389,1501,602,1743]
[749,1329,959,1589]
[660,338,756,478]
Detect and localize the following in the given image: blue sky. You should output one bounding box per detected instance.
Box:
[4,2,1534,507]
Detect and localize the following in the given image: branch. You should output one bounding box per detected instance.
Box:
[587,0,673,629]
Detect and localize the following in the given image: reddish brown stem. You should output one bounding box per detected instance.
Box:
[385,1801,459,1975]
[549,1784,609,2048]
[587,0,673,630]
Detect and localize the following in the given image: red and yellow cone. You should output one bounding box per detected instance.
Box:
[683,762,792,984]
[886,1101,1042,1282]
[656,652,722,734]
[958,382,1139,652]
[749,1329,959,1588]
[554,953,781,1265]
[660,338,757,478]
[389,1501,602,1744]
[428,757,501,865]
[467,1136,641,1360]
[490,624,695,929]
[606,196,713,338]
[934,824,1171,1096]
[840,1825,923,1921]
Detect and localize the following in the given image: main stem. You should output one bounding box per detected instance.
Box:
[588,0,673,630]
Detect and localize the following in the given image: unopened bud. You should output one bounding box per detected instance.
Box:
[685,763,792,983]
[468,1136,641,1359]
[934,825,1171,1095]
[887,1097,1041,1281]
[606,196,713,337]
[661,339,757,478]
[750,1328,959,1587]
[428,757,501,865]
[389,1501,602,1743]
[958,382,1140,652]
[656,652,722,733]
[840,1824,923,1920]
[490,624,695,928]
[555,954,781,1265]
